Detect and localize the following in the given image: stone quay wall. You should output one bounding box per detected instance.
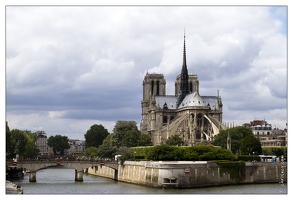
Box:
[86,165,115,179]
[86,161,287,188]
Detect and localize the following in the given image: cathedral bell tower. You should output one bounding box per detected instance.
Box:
[140,72,166,133]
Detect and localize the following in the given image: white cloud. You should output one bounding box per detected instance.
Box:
[5,5,288,139]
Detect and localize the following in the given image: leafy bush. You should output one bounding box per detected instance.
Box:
[199,148,236,161]
[146,144,236,161]
[182,147,199,161]
[146,144,176,160]
[131,146,153,158]
[236,155,260,162]
[262,146,287,157]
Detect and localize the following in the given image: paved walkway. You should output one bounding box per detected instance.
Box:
[6,181,23,194]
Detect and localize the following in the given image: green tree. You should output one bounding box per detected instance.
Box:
[213,126,254,154]
[240,134,262,155]
[9,129,28,159]
[121,130,140,147]
[166,135,184,146]
[47,135,70,155]
[112,120,138,148]
[117,147,133,164]
[98,134,117,158]
[84,147,99,157]
[262,146,287,157]
[138,133,153,146]
[23,132,39,158]
[84,124,109,148]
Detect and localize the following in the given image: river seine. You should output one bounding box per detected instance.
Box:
[10,166,287,195]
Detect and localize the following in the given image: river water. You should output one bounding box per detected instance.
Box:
[10,166,287,195]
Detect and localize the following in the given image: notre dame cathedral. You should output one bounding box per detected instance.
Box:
[140,34,227,145]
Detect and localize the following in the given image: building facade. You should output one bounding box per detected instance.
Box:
[246,120,287,146]
[35,131,48,155]
[65,139,85,155]
[140,35,226,145]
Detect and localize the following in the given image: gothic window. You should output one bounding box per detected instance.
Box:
[189,82,192,92]
[196,131,201,139]
[163,116,168,124]
[197,113,202,127]
[157,80,160,95]
[190,113,195,124]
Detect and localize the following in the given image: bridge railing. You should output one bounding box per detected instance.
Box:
[6,158,118,165]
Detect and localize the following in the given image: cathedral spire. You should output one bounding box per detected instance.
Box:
[177,30,189,107]
[182,29,187,69]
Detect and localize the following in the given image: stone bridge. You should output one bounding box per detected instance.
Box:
[15,160,118,182]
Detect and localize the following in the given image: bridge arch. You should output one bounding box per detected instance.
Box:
[16,160,118,182]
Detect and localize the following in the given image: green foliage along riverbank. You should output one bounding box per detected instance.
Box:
[131,144,236,161]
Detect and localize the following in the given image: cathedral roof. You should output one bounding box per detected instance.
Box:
[201,96,220,110]
[155,96,177,110]
[178,92,204,108]
[178,92,219,109]
[155,93,220,110]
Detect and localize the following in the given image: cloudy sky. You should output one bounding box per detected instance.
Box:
[5,4,288,140]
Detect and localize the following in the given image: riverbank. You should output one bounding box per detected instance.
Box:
[86,161,287,189]
[6,180,23,194]
[9,167,287,194]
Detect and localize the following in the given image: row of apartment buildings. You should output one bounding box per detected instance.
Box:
[243,120,287,146]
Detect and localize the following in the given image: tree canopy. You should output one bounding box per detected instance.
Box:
[84,146,99,157]
[112,120,138,148]
[47,135,70,155]
[6,127,39,159]
[212,126,262,155]
[121,130,140,147]
[98,134,117,158]
[84,124,109,148]
[23,132,39,158]
[240,134,262,155]
[146,144,236,161]
[138,133,153,146]
[98,120,153,158]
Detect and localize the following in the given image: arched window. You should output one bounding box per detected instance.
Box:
[151,80,154,95]
[189,82,193,92]
[190,113,195,124]
[157,80,160,95]
[197,113,202,127]
[163,116,168,124]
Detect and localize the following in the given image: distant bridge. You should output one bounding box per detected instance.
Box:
[12,160,118,182]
